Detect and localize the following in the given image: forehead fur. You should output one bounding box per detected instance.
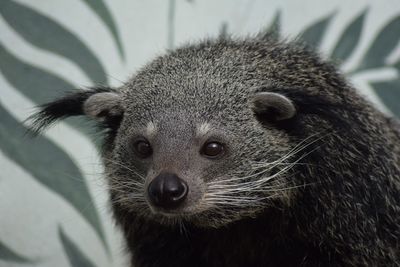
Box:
[197,122,211,137]
[146,121,157,137]
[120,37,345,128]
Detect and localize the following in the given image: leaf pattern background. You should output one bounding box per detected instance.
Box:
[0,1,399,266]
[0,241,32,264]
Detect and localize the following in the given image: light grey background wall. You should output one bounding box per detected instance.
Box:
[0,1,399,266]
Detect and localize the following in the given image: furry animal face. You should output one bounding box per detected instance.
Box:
[32,38,333,228]
[106,89,296,228]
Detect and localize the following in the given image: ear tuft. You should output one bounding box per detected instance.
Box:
[251,92,296,122]
[29,87,122,134]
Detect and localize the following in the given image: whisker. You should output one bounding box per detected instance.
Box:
[209,133,326,186]
[104,158,146,180]
[202,133,329,212]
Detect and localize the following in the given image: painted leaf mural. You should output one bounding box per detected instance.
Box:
[0,0,108,85]
[0,42,74,103]
[330,8,367,62]
[0,103,107,253]
[0,240,32,264]
[371,79,400,117]
[0,1,399,267]
[261,10,281,39]
[59,226,97,267]
[82,0,125,60]
[298,11,335,48]
[0,42,98,138]
[357,15,400,71]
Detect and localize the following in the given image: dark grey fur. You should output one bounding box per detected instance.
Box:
[32,36,400,266]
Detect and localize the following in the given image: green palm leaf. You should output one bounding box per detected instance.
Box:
[264,10,281,39]
[0,103,108,253]
[0,42,98,138]
[0,0,108,85]
[370,79,400,117]
[357,15,400,71]
[82,0,125,60]
[331,8,367,62]
[299,11,336,48]
[219,22,229,39]
[59,226,97,267]
[0,240,32,263]
[394,60,400,71]
[0,42,74,103]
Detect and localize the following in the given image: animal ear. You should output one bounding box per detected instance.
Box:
[83,91,123,120]
[251,92,296,122]
[30,88,124,133]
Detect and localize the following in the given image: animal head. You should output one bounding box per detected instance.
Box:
[32,38,345,228]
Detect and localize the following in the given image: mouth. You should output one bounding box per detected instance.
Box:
[149,205,181,215]
[147,200,196,217]
[153,210,189,219]
[144,208,198,227]
[145,197,209,224]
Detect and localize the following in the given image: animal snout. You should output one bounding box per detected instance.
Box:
[148,173,188,209]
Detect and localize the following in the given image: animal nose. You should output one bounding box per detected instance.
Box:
[148,173,188,209]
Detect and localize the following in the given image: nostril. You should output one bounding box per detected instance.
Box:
[169,185,187,200]
[164,175,188,200]
[148,173,188,209]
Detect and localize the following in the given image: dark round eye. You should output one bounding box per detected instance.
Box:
[133,139,153,158]
[201,142,224,158]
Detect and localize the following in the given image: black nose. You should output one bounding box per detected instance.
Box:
[148,173,188,209]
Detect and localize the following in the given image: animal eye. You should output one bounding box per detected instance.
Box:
[201,142,224,158]
[133,139,153,158]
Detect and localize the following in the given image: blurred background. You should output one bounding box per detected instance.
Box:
[0,0,399,266]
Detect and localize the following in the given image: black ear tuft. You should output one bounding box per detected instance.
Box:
[29,87,120,134]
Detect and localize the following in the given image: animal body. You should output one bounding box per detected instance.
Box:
[32,36,400,266]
